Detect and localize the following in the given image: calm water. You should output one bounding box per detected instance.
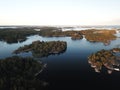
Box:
[1,32,120,89]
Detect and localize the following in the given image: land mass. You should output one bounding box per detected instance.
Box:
[88,48,120,74]
[81,29,116,44]
[13,40,67,57]
[0,56,47,90]
[0,27,117,45]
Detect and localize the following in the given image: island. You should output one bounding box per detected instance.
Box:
[40,30,83,40]
[0,56,47,90]
[88,48,120,74]
[0,28,36,43]
[0,26,117,44]
[0,26,60,43]
[81,29,116,45]
[38,29,117,42]
[13,40,67,57]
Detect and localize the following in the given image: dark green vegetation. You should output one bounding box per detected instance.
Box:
[88,48,120,74]
[0,26,60,43]
[49,29,116,41]
[63,31,83,40]
[81,30,116,44]
[14,40,67,57]
[0,56,47,90]
[0,27,83,44]
[40,30,83,40]
[0,28,36,43]
[0,26,117,44]
[39,29,117,42]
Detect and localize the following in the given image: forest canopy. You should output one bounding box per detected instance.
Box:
[0,56,47,90]
[14,40,67,57]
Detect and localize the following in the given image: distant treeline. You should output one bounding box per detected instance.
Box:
[0,27,60,43]
[81,29,116,43]
[0,27,117,44]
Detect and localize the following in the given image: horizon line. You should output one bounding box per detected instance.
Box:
[0,24,120,27]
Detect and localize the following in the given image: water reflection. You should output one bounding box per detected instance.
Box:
[88,48,120,74]
[0,56,48,90]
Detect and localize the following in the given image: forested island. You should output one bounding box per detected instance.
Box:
[0,27,60,43]
[0,27,83,43]
[88,48,120,74]
[0,28,36,43]
[0,26,117,44]
[0,26,120,89]
[40,30,83,40]
[0,56,47,90]
[13,40,67,57]
[81,29,116,45]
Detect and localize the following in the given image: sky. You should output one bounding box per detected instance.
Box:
[0,0,120,25]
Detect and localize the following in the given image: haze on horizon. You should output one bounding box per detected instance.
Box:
[0,0,120,26]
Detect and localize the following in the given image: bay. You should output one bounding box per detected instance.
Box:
[0,31,120,89]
